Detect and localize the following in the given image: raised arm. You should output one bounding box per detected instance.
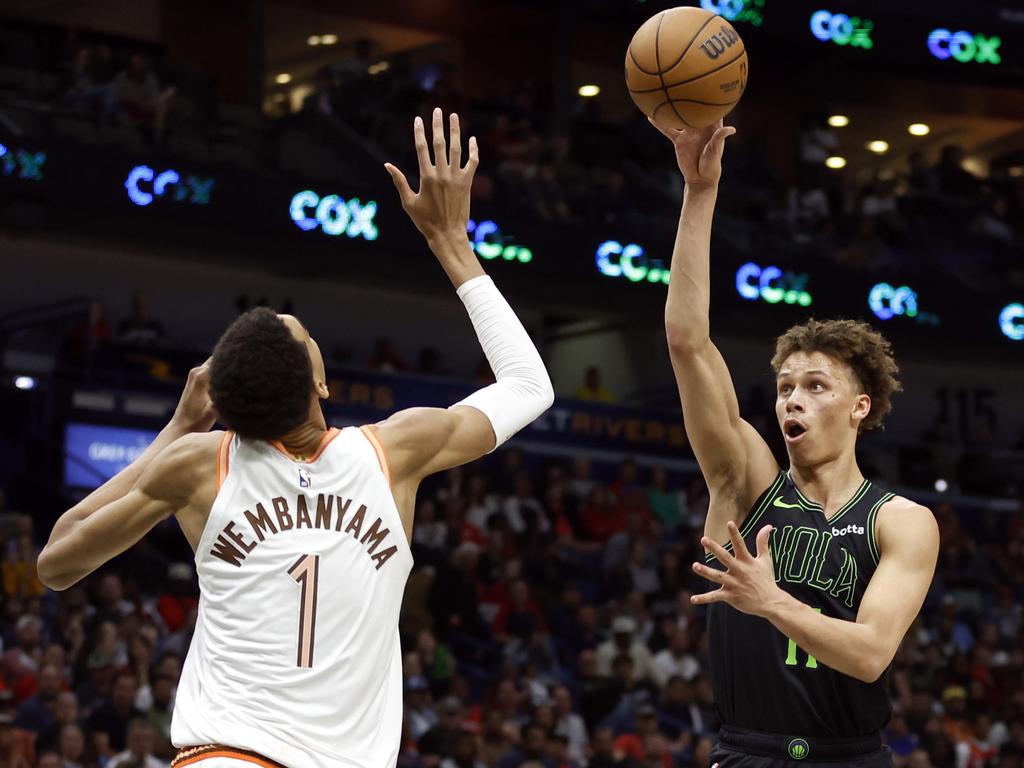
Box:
[654,119,777,526]
[376,109,553,510]
[38,364,220,590]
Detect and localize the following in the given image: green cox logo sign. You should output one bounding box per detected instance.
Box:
[788,738,810,760]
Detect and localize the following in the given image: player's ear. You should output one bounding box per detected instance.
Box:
[851,393,871,425]
[315,379,329,400]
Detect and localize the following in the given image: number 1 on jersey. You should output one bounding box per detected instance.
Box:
[785,607,821,669]
[288,554,320,668]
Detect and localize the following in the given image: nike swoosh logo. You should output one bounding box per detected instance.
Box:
[773,497,802,509]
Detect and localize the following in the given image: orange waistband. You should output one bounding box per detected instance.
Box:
[173,745,287,768]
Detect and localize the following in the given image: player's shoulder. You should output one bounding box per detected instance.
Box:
[875,494,939,550]
[149,430,223,483]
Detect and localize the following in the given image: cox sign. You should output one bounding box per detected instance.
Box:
[810,11,874,49]
[126,165,214,206]
[467,219,532,263]
[999,303,1024,340]
[0,143,45,180]
[700,0,765,26]
[868,283,918,321]
[736,263,811,306]
[596,241,669,285]
[289,190,378,240]
[927,29,1001,65]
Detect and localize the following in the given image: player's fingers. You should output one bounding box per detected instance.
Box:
[449,112,462,168]
[692,562,728,584]
[465,136,480,176]
[648,115,679,142]
[755,524,774,560]
[384,163,415,207]
[431,107,447,169]
[701,536,732,563]
[711,126,737,148]
[413,116,430,174]
[690,589,727,606]
[727,521,751,560]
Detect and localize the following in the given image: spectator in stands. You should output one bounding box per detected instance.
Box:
[368,337,409,372]
[106,53,175,145]
[650,627,699,689]
[574,367,614,403]
[646,467,683,531]
[56,723,90,768]
[63,299,111,365]
[106,718,163,768]
[86,671,143,760]
[13,664,62,733]
[62,44,114,114]
[116,292,165,347]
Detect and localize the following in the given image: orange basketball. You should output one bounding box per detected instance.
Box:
[625,6,748,130]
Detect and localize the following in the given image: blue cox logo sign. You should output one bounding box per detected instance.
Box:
[736,262,812,306]
[810,10,874,49]
[595,241,669,285]
[467,219,532,263]
[125,165,214,206]
[289,190,378,240]
[928,29,1002,65]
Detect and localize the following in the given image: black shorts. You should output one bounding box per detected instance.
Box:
[709,726,893,767]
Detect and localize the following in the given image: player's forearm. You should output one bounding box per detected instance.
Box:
[426,230,486,289]
[454,275,554,448]
[763,592,888,683]
[665,186,718,350]
[45,422,186,548]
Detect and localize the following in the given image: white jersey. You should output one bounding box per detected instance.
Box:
[171,427,413,768]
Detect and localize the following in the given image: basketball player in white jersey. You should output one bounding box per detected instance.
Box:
[37,108,553,768]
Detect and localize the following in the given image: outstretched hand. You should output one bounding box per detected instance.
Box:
[650,117,735,191]
[691,521,782,617]
[385,108,479,243]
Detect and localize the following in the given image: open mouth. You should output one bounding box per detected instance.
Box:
[784,421,807,442]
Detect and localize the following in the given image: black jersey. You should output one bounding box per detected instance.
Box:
[706,471,896,738]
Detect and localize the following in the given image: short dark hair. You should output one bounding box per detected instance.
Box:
[771,318,901,431]
[210,308,313,439]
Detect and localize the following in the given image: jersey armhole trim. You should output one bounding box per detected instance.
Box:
[866,492,895,565]
[705,470,786,563]
[215,431,234,491]
[360,424,392,486]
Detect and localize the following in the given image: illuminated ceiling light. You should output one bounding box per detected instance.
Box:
[934,478,948,492]
[275,73,292,85]
[14,376,35,391]
[578,84,601,97]
[825,156,847,169]
[827,114,850,127]
[367,61,391,75]
[867,140,889,153]
[908,122,930,136]
[320,34,338,45]
[307,35,321,46]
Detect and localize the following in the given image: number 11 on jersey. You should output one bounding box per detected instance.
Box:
[288,554,321,668]
[785,607,822,669]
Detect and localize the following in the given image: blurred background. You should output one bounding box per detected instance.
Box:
[0,0,1022,766]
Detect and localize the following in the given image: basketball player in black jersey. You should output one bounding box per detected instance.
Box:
[651,116,939,767]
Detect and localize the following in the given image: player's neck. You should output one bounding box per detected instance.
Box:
[788,451,864,516]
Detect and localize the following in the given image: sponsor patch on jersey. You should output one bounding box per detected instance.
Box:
[298,468,312,488]
[831,523,865,536]
[788,738,810,760]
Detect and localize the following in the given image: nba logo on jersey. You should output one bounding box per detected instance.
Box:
[298,468,312,488]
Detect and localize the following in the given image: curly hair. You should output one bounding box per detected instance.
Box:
[209,308,313,440]
[770,318,902,431]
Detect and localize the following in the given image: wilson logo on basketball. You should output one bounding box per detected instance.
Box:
[699,25,740,60]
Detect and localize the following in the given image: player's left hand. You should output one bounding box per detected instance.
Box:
[384,107,479,244]
[691,521,782,617]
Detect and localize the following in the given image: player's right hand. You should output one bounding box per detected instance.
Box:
[170,358,218,433]
[650,117,735,191]
[384,108,479,244]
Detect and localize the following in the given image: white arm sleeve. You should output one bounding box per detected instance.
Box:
[454,275,554,449]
